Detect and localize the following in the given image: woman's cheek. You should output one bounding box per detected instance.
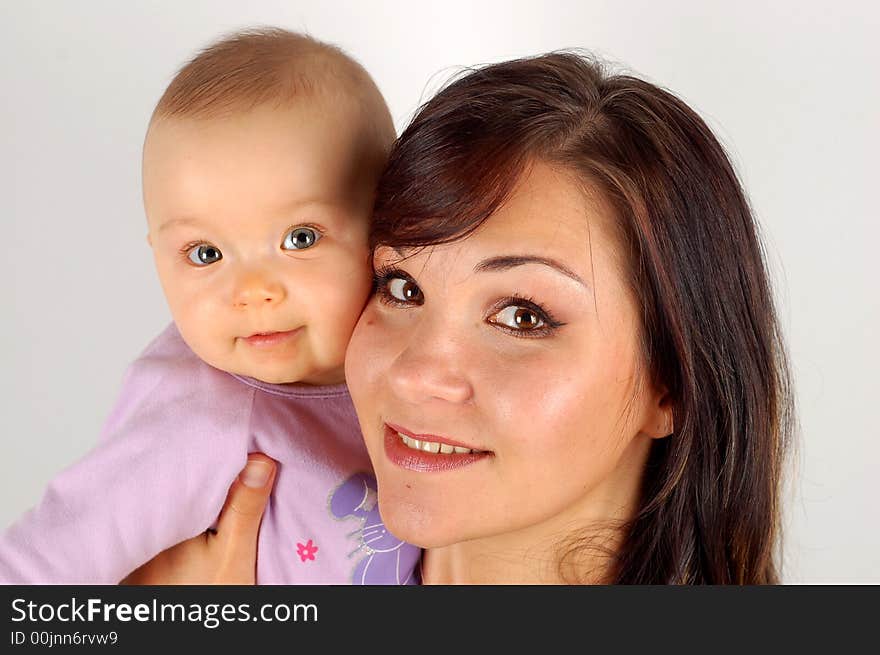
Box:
[488,332,597,439]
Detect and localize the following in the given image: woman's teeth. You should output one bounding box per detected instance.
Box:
[397,432,478,455]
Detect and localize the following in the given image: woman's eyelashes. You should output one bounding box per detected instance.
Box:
[373,266,423,306]
[373,265,565,337]
[487,296,564,338]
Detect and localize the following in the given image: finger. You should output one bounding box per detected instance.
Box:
[216,454,276,539]
[120,538,199,585]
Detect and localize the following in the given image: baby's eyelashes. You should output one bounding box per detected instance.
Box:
[174,224,323,267]
[183,242,223,266]
[282,226,322,250]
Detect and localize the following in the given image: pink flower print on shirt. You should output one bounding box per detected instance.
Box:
[296,539,318,562]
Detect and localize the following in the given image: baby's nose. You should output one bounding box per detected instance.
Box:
[232,270,286,307]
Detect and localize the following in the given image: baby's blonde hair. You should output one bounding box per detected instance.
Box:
[151,27,394,145]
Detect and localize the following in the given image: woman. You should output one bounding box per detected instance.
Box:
[128,52,793,584]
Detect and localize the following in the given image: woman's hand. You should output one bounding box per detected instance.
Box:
[121,454,276,585]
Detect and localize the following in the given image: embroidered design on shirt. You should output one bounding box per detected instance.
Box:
[328,472,419,585]
[296,539,318,562]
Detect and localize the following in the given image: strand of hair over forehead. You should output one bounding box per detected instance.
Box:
[372,51,613,252]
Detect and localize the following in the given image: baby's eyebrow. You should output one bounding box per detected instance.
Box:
[158,217,204,232]
[474,255,589,288]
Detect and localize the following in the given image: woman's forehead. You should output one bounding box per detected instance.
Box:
[378,162,621,279]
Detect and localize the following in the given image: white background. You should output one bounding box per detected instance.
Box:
[1,0,877,582]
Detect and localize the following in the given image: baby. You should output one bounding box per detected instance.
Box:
[0,28,420,584]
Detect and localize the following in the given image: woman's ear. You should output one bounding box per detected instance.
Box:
[641,390,675,440]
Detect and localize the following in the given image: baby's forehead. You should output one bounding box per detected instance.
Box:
[146,89,358,137]
[144,91,390,195]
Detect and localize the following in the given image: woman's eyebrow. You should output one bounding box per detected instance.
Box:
[474,255,589,288]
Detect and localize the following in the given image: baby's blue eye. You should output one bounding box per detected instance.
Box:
[188,244,222,266]
[282,226,321,250]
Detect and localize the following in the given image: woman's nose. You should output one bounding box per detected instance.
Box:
[387,324,474,405]
[232,269,287,308]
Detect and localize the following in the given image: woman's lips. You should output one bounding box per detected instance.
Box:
[383,423,492,473]
[241,328,302,349]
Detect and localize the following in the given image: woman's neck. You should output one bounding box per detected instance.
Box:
[420,522,622,585]
[419,500,636,584]
[419,435,651,584]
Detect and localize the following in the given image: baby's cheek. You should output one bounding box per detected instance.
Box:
[345,307,387,387]
[319,295,367,355]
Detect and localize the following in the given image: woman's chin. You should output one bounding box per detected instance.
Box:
[377,492,466,549]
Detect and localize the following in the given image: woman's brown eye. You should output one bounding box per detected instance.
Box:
[516,308,540,327]
[491,306,545,330]
[387,278,424,303]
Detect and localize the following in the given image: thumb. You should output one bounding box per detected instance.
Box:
[216,454,277,541]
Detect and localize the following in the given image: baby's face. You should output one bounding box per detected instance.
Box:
[143,103,375,385]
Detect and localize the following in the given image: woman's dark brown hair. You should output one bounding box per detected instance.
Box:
[371,52,794,584]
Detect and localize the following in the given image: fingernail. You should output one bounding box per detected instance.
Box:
[240,460,272,488]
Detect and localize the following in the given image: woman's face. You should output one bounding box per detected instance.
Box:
[345,161,670,550]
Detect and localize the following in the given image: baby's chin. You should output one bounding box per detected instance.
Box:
[228,360,345,386]
[187,338,344,385]
[232,363,321,385]
[199,353,311,386]
[181,330,348,385]
[247,369,306,385]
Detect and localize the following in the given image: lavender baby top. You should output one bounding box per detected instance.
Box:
[0,324,420,585]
